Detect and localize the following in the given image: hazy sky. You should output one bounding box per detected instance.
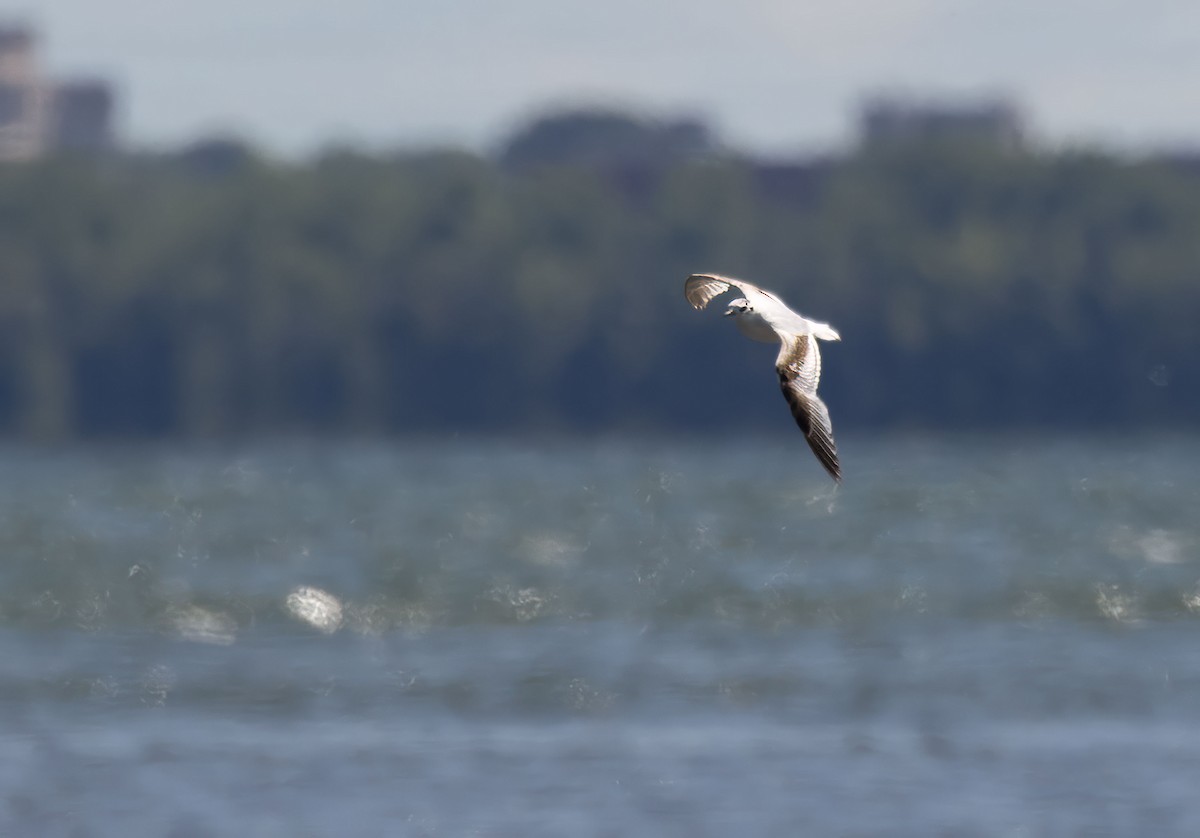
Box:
[21,0,1200,156]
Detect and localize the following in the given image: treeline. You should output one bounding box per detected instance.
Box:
[1,128,1198,439]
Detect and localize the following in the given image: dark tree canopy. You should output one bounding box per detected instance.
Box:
[0,116,1197,440]
[498,109,714,170]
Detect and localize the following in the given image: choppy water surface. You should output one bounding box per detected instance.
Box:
[2,436,1199,835]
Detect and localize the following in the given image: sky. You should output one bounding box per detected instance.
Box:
[18,0,1200,157]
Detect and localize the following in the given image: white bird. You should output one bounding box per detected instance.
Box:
[684,273,843,483]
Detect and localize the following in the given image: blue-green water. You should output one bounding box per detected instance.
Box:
[2,436,1199,836]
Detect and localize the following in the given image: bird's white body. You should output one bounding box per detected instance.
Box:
[684,273,843,483]
[724,295,841,344]
[731,307,782,344]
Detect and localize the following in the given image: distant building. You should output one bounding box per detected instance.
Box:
[0,24,115,161]
[49,80,114,151]
[859,96,1024,151]
[0,26,44,161]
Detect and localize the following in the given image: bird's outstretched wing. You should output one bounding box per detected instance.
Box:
[776,334,841,483]
[683,273,781,310]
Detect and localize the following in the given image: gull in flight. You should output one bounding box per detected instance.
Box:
[684,273,843,483]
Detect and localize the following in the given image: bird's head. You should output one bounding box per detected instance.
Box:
[724,298,751,317]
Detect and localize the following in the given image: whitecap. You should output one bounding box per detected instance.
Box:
[166,604,237,645]
[285,585,344,634]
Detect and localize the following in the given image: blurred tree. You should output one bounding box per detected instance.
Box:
[0,129,1197,440]
[498,109,714,170]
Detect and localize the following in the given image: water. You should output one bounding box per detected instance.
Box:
[2,436,1199,836]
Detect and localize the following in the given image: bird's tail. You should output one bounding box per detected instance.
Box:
[810,321,841,342]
